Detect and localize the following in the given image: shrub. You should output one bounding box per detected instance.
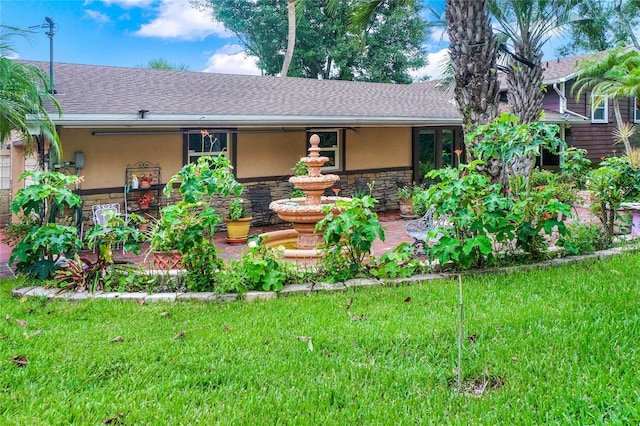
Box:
[558,223,609,255]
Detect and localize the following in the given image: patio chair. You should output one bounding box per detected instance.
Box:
[405,205,448,252]
[91,203,125,254]
[249,184,275,227]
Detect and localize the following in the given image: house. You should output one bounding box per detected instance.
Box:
[7,53,639,225]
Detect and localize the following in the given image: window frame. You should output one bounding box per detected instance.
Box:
[634,97,640,123]
[186,129,231,164]
[591,95,608,123]
[308,129,341,172]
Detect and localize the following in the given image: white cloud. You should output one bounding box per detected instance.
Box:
[410,48,449,81]
[202,44,261,75]
[85,9,111,23]
[134,0,230,40]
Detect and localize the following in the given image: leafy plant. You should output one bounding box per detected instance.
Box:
[467,112,566,189]
[559,147,592,190]
[291,160,308,176]
[587,156,640,244]
[558,223,609,255]
[317,195,385,277]
[182,240,224,292]
[227,198,247,220]
[8,171,83,279]
[223,236,296,292]
[84,213,146,264]
[151,155,243,267]
[370,242,424,278]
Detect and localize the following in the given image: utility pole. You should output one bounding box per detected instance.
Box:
[30,17,57,94]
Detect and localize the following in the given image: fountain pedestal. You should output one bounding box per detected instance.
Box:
[263,134,351,263]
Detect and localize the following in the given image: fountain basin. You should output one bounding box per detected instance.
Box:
[269,196,351,223]
[259,229,322,267]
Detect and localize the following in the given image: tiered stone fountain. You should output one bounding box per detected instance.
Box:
[262,134,351,265]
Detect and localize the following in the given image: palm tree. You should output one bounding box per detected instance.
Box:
[488,0,583,124]
[573,48,640,154]
[350,0,500,158]
[0,26,62,158]
[446,0,500,159]
[137,57,191,71]
[280,0,297,77]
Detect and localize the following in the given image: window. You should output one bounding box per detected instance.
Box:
[635,97,640,123]
[591,95,608,123]
[310,129,340,171]
[187,130,229,163]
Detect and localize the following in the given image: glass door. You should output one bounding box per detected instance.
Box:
[414,127,462,184]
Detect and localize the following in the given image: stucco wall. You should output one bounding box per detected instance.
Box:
[346,128,411,170]
[59,128,183,189]
[236,131,307,179]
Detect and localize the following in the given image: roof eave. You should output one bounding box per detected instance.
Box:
[51,114,462,128]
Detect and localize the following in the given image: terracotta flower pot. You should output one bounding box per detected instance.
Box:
[399,198,416,218]
[152,250,183,270]
[140,181,151,189]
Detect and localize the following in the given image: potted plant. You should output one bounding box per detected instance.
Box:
[148,155,243,269]
[225,198,253,243]
[139,174,154,189]
[397,185,416,218]
[136,192,155,209]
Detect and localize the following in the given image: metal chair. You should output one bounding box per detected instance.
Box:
[248,184,275,227]
[91,203,125,254]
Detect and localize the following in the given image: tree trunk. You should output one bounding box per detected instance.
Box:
[280,0,296,77]
[446,0,500,161]
[612,99,632,154]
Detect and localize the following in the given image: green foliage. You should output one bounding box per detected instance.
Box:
[10,171,82,225]
[182,241,225,292]
[560,147,592,190]
[587,156,640,244]
[55,255,107,293]
[102,265,158,293]
[164,155,243,203]
[223,236,300,292]
[291,160,308,177]
[423,162,508,269]
[558,223,610,255]
[468,113,566,183]
[152,156,243,272]
[150,202,220,253]
[0,52,62,158]
[317,195,385,274]
[8,171,83,279]
[424,161,571,269]
[227,198,247,220]
[84,213,145,264]
[370,243,424,279]
[205,0,428,83]
[10,224,81,280]
[560,1,640,55]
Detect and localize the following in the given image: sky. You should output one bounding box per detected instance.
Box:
[0,0,565,81]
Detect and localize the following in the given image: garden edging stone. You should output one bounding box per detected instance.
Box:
[10,246,640,303]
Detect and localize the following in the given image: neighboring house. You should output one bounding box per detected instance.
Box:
[9,53,637,224]
[537,51,640,161]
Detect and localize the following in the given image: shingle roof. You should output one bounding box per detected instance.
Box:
[541,51,607,83]
[23,61,460,126]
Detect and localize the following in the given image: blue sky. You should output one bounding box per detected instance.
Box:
[0,0,567,80]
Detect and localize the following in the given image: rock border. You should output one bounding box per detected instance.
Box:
[11,245,637,303]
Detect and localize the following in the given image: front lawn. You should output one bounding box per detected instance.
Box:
[1,253,639,424]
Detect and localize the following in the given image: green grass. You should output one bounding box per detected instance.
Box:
[1,254,640,425]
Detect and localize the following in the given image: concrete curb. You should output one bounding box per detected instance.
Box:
[10,245,639,303]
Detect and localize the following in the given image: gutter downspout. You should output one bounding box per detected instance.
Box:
[553,82,589,120]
